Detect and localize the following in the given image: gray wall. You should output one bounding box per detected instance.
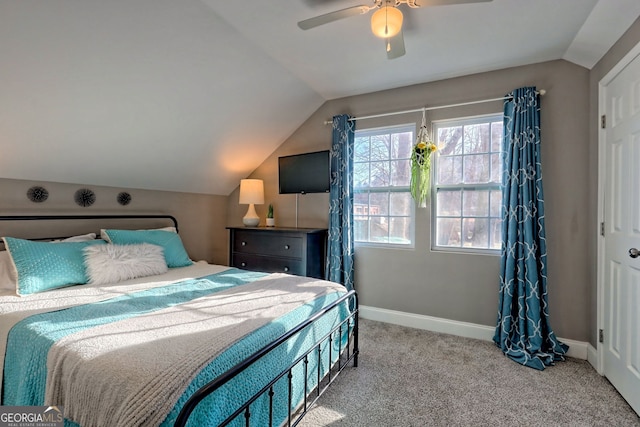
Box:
[229,59,592,342]
[0,178,229,265]
[588,17,640,346]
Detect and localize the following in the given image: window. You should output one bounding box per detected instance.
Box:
[354,124,414,246]
[432,115,503,253]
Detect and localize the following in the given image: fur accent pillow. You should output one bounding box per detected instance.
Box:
[84,243,168,285]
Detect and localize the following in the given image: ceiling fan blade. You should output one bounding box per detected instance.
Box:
[298,5,372,30]
[413,0,492,6]
[386,31,406,60]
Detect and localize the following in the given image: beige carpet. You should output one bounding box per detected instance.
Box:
[298,319,640,427]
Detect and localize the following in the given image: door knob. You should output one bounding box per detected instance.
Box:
[630,248,639,259]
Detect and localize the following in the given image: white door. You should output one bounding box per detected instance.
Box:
[602,49,640,416]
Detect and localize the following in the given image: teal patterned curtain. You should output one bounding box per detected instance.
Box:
[325,114,355,291]
[493,87,568,370]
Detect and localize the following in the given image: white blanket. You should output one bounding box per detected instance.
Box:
[44,273,344,427]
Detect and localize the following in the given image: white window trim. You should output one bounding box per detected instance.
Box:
[431,113,503,255]
[354,123,416,248]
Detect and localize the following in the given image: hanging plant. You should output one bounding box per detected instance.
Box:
[410,110,437,207]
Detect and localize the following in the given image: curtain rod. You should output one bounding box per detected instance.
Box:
[323,89,546,125]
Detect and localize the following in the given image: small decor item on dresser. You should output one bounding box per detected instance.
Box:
[266,204,275,227]
[74,188,96,207]
[410,109,437,208]
[27,186,49,203]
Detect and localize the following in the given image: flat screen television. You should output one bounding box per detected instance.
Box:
[278,150,330,194]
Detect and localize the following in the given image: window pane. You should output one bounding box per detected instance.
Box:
[355,137,370,162]
[489,218,502,250]
[392,132,413,160]
[390,159,410,186]
[491,121,503,152]
[490,153,501,183]
[438,126,462,155]
[354,163,369,188]
[370,217,389,243]
[463,154,490,183]
[437,155,462,185]
[354,192,369,215]
[489,190,502,217]
[462,218,489,248]
[390,192,412,216]
[437,190,462,216]
[370,135,389,161]
[370,192,389,216]
[369,161,390,187]
[436,218,461,247]
[463,190,489,217]
[464,123,490,154]
[390,217,411,244]
[354,216,369,242]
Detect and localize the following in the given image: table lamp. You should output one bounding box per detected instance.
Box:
[239,179,264,227]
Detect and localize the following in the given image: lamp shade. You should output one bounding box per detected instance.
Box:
[239,179,264,205]
[371,6,403,38]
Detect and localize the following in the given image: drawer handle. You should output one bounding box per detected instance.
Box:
[241,241,247,246]
[241,262,246,267]
[283,266,289,272]
[284,245,290,250]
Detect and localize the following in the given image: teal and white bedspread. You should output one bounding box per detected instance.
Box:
[0,262,349,427]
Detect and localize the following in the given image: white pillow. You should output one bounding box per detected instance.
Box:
[55,233,97,242]
[83,243,168,285]
[0,251,17,291]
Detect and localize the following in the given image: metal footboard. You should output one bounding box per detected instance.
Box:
[174,290,359,427]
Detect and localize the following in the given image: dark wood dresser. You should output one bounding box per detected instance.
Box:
[227,227,327,279]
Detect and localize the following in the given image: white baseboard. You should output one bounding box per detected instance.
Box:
[359,305,589,360]
[560,337,588,360]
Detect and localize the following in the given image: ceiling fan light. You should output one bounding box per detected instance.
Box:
[371,6,403,39]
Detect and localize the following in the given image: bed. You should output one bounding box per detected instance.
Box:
[0,214,358,427]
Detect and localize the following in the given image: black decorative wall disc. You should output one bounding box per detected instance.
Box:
[117,192,132,206]
[74,188,96,207]
[27,186,49,203]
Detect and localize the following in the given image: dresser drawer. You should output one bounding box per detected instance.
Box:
[232,253,304,276]
[233,230,303,258]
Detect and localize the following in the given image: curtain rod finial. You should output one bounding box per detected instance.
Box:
[539,89,546,96]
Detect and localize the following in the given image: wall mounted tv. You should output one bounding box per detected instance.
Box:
[278,150,330,194]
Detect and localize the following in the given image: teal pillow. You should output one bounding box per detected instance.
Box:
[102,229,192,268]
[3,237,107,296]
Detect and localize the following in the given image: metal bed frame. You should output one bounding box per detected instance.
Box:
[0,214,359,427]
[175,290,358,427]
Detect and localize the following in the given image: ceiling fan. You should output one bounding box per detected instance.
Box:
[298,0,493,59]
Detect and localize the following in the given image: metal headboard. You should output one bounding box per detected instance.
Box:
[0,214,179,244]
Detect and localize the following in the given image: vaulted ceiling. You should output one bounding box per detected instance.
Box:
[1,0,638,195]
